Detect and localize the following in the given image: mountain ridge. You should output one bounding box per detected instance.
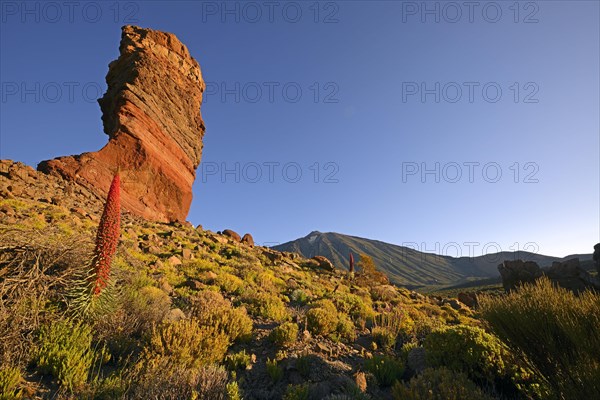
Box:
[273,231,594,288]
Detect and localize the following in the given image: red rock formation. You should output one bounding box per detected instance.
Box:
[38,25,205,222]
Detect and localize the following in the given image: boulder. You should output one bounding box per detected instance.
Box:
[241,233,254,247]
[261,248,283,265]
[546,258,597,293]
[498,260,543,292]
[457,292,478,308]
[222,229,241,242]
[594,243,600,275]
[311,256,336,271]
[38,25,206,223]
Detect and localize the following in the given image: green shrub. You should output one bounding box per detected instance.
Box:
[92,374,127,400]
[336,313,357,342]
[266,358,284,383]
[270,322,299,347]
[225,350,253,371]
[424,325,507,386]
[215,273,245,295]
[480,276,600,398]
[306,300,338,337]
[191,291,253,342]
[283,383,309,400]
[364,355,405,387]
[392,367,494,400]
[35,319,97,391]
[423,324,540,398]
[332,292,375,328]
[290,289,310,304]
[0,367,22,400]
[296,354,313,379]
[245,292,290,322]
[126,285,172,331]
[371,326,396,350]
[129,361,229,400]
[226,374,243,400]
[147,319,230,369]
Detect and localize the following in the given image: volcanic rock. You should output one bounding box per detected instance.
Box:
[498,260,542,292]
[38,25,206,223]
[241,233,255,247]
[545,258,597,293]
[222,229,241,242]
[311,256,336,271]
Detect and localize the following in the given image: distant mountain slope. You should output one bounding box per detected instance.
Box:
[273,231,593,288]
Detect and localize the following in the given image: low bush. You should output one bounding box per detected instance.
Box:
[371,326,396,350]
[35,319,100,392]
[191,291,253,342]
[0,366,23,400]
[480,276,600,398]
[244,292,290,322]
[392,367,494,400]
[270,322,299,347]
[266,358,283,383]
[225,350,253,371]
[364,355,405,387]
[424,324,542,398]
[129,361,229,400]
[146,319,230,369]
[306,300,338,337]
[283,383,309,400]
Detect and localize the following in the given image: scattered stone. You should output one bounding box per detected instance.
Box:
[594,243,600,275]
[546,258,598,292]
[498,260,543,292]
[354,371,367,393]
[183,279,203,291]
[262,248,283,265]
[458,292,478,308]
[311,256,336,271]
[182,248,193,260]
[158,278,173,294]
[222,229,241,242]
[241,233,254,247]
[167,255,182,266]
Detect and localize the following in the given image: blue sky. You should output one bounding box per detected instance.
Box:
[1,1,598,257]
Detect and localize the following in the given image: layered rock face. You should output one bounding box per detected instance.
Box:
[38,25,205,222]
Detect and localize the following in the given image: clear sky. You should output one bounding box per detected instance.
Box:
[1,1,598,257]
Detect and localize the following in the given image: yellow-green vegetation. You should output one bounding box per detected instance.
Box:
[225,350,253,371]
[283,383,309,400]
[424,324,543,398]
[270,322,299,347]
[392,367,494,400]
[243,291,290,322]
[266,358,283,383]
[306,299,356,341]
[364,354,405,386]
[34,319,103,392]
[144,319,230,368]
[0,366,23,400]
[1,198,597,399]
[190,291,253,342]
[480,277,600,398]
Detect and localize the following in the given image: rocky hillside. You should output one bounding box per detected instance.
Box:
[274,231,593,288]
[0,172,545,399]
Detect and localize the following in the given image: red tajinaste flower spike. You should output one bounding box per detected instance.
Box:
[349,252,354,273]
[91,172,121,295]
